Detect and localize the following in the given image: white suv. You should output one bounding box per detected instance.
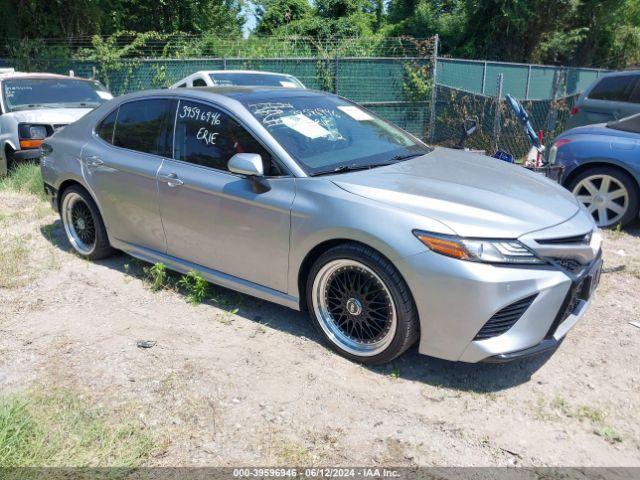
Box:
[0,69,113,175]
[169,70,306,89]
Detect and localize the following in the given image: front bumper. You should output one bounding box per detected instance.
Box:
[395,217,602,363]
[13,148,41,161]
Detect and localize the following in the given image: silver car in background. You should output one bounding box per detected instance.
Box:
[40,87,603,364]
[566,70,640,130]
[170,70,306,89]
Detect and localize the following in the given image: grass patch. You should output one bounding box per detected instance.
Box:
[141,262,243,310]
[0,390,153,467]
[0,163,46,200]
[145,262,171,291]
[542,395,623,444]
[594,425,623,444]
[178,270,209,305]
[0,233,31,288]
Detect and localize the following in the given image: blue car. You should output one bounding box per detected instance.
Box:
[550,114,640,228]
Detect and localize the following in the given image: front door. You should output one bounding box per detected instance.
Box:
[82,97,175,252]
[157,99,295,292]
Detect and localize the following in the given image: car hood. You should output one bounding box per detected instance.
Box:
[4,108,93,125]
[332,147,580,238]
[562,122,640,139]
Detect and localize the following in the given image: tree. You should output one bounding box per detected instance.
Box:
[107,0,244,36]
[254,0,312,36]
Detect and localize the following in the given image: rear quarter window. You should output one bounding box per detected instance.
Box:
[112,99,175,156]
[588,75,638,102]
[96,109,118,144]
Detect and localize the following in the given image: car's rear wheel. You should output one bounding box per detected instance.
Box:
[306,243,419,365]
[568,167,639,228]
[60,186,114,260]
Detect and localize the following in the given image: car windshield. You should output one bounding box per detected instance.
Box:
[607,113,640,134]
[242,94,431,175]
[210,73,303,88]
[2,78,110,112]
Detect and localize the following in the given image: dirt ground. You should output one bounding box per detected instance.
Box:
[1,187,639,467]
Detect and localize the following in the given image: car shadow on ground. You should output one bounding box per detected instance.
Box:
[41,219,553,393]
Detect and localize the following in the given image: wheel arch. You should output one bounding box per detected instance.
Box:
[297,238,408,311]
[56,179,107,226]
[563,160,640,196]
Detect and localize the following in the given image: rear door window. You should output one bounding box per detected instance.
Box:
[588,75,638,102]
[192,77,207,87]
[173,99,282,175]
[113,98,175,156]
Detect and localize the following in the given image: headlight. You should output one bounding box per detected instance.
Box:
[28,125,47,139]
[19,124,48,139]
[548,138,571,164]
[413,231,545,264]
[18,124,49,149]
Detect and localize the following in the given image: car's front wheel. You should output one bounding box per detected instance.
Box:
[306,243,419,365]
[567,167,639,228]
[60,185,115,260]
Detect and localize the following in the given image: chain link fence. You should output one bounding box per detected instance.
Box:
[0,35,593,158]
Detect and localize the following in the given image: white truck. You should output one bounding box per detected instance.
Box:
[0,69,113,176]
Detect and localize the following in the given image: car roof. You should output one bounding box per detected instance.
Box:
[593,70,640,79]
[0,71,93,81]
[193,85,322,99]
[121,86,328,104]
[190,70,296,77]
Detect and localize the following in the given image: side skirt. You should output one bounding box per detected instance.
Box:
[111,239,301,311]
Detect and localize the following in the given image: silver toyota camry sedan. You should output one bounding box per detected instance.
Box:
[40,87,603,364]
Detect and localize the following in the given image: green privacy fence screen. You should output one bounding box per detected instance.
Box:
[0,35,606,158]
[436,58,607,100]
[0,55,435,140]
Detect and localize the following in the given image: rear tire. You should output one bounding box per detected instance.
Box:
[567,166,639,228]
[306,243,419,365]
[60,185,115,260]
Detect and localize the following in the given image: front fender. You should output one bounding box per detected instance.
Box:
[286,178,455,299]
[562,156,640,188]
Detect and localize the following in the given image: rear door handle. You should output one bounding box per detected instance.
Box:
[159,172,184,187]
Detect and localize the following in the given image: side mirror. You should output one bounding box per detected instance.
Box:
[228,153,264,176]
[228,153,270,194]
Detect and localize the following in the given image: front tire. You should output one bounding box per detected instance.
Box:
[60,186,114,260]
[306,243,419,365]
[567,166,639,228]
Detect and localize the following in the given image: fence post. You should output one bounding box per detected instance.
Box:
[333,55,339,94]
[428,34,439,144]
[544,69,563,133]
[493,73,504,152]
[525,65,532,100]
[222,57,227,70]
[481,61,487,95]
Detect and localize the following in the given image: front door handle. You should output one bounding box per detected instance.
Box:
[159,173,184,187]
[84,155,103,167]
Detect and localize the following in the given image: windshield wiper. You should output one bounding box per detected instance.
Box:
[311,162,393,177]
[390,152,424,162]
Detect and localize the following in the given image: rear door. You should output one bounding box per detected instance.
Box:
[82,97,176,252]
[582,74,640,123]
[157,98,295,292]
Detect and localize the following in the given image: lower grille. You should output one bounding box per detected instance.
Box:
[474,294,538,340]
[558,277,587,325]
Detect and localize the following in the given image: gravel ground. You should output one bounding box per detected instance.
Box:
[1,188,639,467]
